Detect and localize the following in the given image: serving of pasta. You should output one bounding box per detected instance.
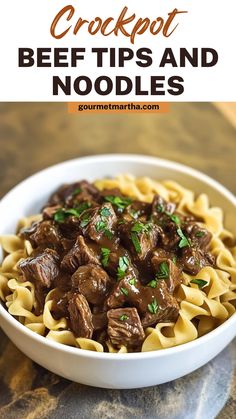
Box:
[0,174,235,354]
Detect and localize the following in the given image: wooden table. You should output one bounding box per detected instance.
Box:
[0,102,235,418]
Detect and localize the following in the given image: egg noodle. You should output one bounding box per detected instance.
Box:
[0,175,235,353]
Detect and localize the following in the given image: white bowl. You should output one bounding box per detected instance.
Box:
[0,154,235,389]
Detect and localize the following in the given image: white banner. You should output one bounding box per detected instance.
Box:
[0,0,235,101]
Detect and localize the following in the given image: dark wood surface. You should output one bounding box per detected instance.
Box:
[0,102,235,418]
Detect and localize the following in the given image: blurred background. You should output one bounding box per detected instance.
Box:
[0,102,235,198]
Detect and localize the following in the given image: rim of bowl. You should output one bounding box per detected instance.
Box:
[0,153,235,360]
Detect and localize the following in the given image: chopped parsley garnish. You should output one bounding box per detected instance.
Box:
[172,256,177,265]
[54,208,68,223]
[129,209,140,220]
[165,211,181,225]
[129,278,137,286]
[121,287,129,296]
[156,262,169,280]
[95,220,107,232]
[100,206,111,217]
[104,195,132,211]
[54,205,90,223]
[177,227,190,248]
[72,187,82,196]
[147,279,158,288]
[131,232,141,253]
[101,247,111,267]
[131,222,152,234]
[130,222,152,254]
[120,314,129,321]
[148,298,159,314]
[169,214,181,225]
[80,213,91,228]
[95,207,113,240]
[190,279,208,289]
[117,256,129,280]
[156,204,164,213]
[195,231,206,238]
[76,202,91,214]
[104,229,113,240]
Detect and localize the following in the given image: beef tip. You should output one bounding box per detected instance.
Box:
[34,286,47,315]
[54,272,72,292]
[61,238,75,252]
[184,223,212,250]
[92,312,108,331]
[119,221,160,261]
[21,220,62,250]
[58,216,82,240]
[42,205,61,220]
[159,222,181,250]
[47,180,101,207]
[72,264,113,305]
[180,247,215,275]
[151,257,182,293]
[19,249,60,288]
[20,222,39,246]
[107,307,145,348]
[141,281,179,328]
[151,248,175,264]
[152,195,176,218]
[68,293,93,338]
[61,236,101,273]
[51,292,69,320]
[80,203,117,244]
[106,275,142,309]
[105,248,137,279]
[123,201,151,222]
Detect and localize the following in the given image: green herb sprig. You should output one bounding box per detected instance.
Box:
[54,203,91,223]
[117,256,129,280]
[104,195,132,211]
[190,279,208,289]
[120,314,129,321]
[148,298,159,314]
[101,247,111,267]
[156,261,169,280]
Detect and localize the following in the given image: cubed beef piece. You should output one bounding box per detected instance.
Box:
[54,272,72,292]
[51,292,69,320]
[123,201,151,222]
[151,249,175,264]
[92,312,108,331]
[80,203,117,244]
[105,248,137,279]
[159,222,181,250]
[71,264,113,305]
[180,247,215,276]
[68,293,93,338]
[141,282,179,328]
[107,308,145,347]
[61,235,101,273]
[47,180,101,207]
[19,249,59,288]
[151,257,182,293]
[184,223,212,250]
[106,275,142,309]
[152,195,176,218]
[119,221,160,261]
[20,222,38,246]
[42,205,61,220]
[21,220,62,250]
[57,216,82,240]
